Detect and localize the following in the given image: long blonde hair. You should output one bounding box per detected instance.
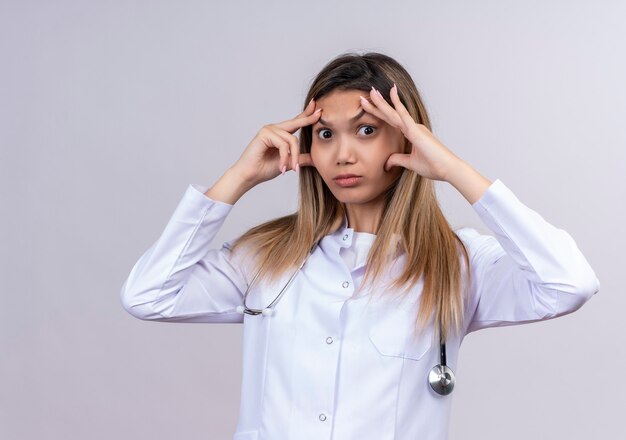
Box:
[228,51,471,343]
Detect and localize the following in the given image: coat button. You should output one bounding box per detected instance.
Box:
[342,281,350,288]
[343,234,349,241]
[326,336,333,344]
[319,413,327,421]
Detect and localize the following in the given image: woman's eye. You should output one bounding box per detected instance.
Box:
[358,125,376,136]
[317,128,332,140]
[315,125,376,140]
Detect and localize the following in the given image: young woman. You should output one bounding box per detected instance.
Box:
[120,52,600,440]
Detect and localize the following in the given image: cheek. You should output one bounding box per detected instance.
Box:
[310,146,330,176]
[370,150,392,169]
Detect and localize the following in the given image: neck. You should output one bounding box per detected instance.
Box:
[344,202,384,234]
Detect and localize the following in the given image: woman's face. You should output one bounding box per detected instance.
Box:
[310,88,405,205]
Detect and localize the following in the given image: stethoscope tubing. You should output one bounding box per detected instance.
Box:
[236,238,456,395]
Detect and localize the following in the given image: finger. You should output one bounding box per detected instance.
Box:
[358,94,387,121]
[274,103,323,134]
[269,126,300,171]
[261,127,292,174]
[301,97,316,115]
[385,152,411,172]
[368,87,403,127]
[291,97,316,119]
[297,152,316,168]
[389,84,415,129]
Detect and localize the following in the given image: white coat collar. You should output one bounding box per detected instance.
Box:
[323,211,403,256]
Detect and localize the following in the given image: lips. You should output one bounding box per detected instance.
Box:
[333,174,361,180]
[333,175,362,187]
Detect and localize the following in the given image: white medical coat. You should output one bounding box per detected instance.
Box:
[120,178,600,440]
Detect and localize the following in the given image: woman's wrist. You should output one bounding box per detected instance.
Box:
[444,159,492,205]
[204,167,254,205]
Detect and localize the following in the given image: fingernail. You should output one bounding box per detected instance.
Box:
[314,108,322,114]
[281,165,286,175]
[295,163,300,173]
[360,95,368,104]
[308,98,314,107]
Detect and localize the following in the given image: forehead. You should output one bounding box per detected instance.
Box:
[315,89,376,121]
[316,89,365,108]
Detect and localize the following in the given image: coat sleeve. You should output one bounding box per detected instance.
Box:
[456,179,600,335]
[119,183,252,323]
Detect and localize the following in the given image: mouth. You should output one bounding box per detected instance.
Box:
[334,173,361,180]
[333,174,362,187]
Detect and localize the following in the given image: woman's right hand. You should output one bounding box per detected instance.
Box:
[229,98,323,187]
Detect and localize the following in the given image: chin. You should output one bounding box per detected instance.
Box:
[330,190,378,205]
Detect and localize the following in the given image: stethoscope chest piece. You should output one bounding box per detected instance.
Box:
[237,238,458,396]
[236,305,274,316]
[428,364,456,395]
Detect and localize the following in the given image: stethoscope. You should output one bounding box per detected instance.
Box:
[235,239,456,396]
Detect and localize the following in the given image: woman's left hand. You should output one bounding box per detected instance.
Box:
[359,84,463,182]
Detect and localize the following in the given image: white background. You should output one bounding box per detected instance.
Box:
[1,0,623,438]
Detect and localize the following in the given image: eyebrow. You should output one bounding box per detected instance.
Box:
[317,108,367,127]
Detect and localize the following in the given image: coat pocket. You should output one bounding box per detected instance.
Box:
[368,306,434,361]
[232,429,259,440]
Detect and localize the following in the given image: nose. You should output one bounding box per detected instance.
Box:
[335,135,356,165]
